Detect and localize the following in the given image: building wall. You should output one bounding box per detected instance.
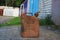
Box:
[13,8,19,17]
[0,6,20,17]
[3,7,13,16]
[29,0,39,14]
[39,0,52,19]
[24,0,28,12]
[20,0,52,19]
[52,0,60,25]
[21,0,39,16]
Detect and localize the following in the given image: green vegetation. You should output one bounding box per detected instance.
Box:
[0,17,60,30]
[0,24,4,27]
[0,0,24,7]
[45,14,54,25]
[39,19,46,25]
[0,0,5,6]
[40,19,54,26]
[40,14,54,26]
[6,17,21,25]
[0,17,54,27]
[0,17,21,27]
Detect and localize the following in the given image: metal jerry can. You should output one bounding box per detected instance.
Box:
[21,0,39,38]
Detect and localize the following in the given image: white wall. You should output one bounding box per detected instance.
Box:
[13,8,19,17]
[3,7,19,17]
[3,7,13,16]
[39,0,52,19]
[0,6,5,9]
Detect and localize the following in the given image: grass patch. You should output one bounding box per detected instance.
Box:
[0,17,21,27]
[6,17,21,25]
[6,18,47,26]
[0,17,54,27]
[0,17,59,30]
[0,24,3,27]
[0,24,7,27]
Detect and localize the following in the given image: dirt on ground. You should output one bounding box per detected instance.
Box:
[0,16,14,24]
[0,25,60,40]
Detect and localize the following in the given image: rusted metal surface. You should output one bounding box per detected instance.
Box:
[21,13,39,38]
[0,9,3,16]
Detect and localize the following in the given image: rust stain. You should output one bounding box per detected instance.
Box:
[0,9,3,16]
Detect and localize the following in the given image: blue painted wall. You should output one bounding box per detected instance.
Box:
[23,0,39,16]
[29,0,39,15]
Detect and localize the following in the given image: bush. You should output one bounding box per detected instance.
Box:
[45,14,54,25]
[39,19,46,25]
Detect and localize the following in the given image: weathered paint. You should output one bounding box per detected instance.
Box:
[24,0,28,12]
[29,0,39,15]
[0,9,3,16]
[23,0,39,16]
